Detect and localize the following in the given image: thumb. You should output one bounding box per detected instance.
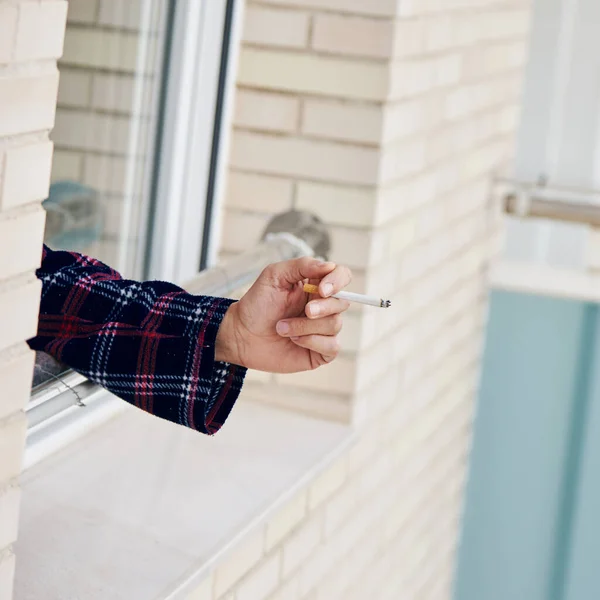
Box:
[264,257,336,287]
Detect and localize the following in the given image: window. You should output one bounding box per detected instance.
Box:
[29,0,238,431]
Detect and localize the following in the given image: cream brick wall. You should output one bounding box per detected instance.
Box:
[0,2,67,597]
[208,0,533,598]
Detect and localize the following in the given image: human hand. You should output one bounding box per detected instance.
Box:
[215,257,352,373]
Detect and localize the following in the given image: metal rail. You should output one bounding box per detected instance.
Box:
[503,182,600,227]
[27,210,329,431]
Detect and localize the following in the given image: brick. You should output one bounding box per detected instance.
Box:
[235,90,300,134]
[236,552,281,600]
[329,226,386,269]
[51,150,83,182]
[336,311,363,353]
[296,540,340,598]
[186,573,212,600]
[424,15,455,53]
[0,414,27,484]
[0,487,20,552]
[220,210,269,252]
[435,53,463,88]
[382,99,429,144]
[238,48,389,102]
[14,1,68,62]
[302,99,383,145]
[82,155,127,194]
[0,71,59,137]
[0,278,41,353]
[266,491,307,551]
[0,552,15,600]
[66,0,99,24]
[91,72,136,113]
[0,141,53,210]
[62,28,139,71]
[323,479,359,537]
[308,459,347,510]
[242,381,352,422]
[57,69,92,108]
[0,208,46,280]
[389,59,435,99]
[312,14,394,59]
[53,110,131,153]
[275,355,356,394]
[463,40,527,80]
[226,172,293,214]
[393,19,426,58]
[0,5,18,65]
[230,131,380,186]
[282,518,322,578]
[98,0,143,30]
[258,0,398,18]
[296,182,376,228]
[268,575,300,600]
[379,139,426,184]
[244,6,309,49]
[0,347,35,421]
[214,532,264,597]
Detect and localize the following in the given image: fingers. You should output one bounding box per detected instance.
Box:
[288,335,340,363]
[277,314,343,338]
[305,297,349,319]
[319,265,352,298]
[263,257,336,288]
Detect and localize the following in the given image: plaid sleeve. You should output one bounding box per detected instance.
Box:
[27,245,247,435]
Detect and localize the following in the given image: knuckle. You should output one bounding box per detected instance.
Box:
[299,256,314,270]
[261,264,276,279]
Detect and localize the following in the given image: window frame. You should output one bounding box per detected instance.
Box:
[146,0,240,283]
[27,0,242,450]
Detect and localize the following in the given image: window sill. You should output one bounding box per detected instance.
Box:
[490,260,600,303]
[15,396,354,600]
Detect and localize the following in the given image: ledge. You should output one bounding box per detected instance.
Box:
[15,397,353,600]
[489,260,600,303]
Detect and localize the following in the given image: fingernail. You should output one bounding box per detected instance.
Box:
[276,321,290,335]
[321,283,334,297]
[309,303,321,317]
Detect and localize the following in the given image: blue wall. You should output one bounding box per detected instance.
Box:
[455,290,599,600]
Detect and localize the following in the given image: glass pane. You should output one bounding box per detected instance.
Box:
[46,0,170,277]
[33,0,172,389]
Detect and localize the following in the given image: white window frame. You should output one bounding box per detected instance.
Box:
[147,0,243,283]
[26,0,244,463]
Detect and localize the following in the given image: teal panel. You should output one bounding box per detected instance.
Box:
[454,290,591,600]
[562,307,600,600]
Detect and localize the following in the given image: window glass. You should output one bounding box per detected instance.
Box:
[33,0,172,388]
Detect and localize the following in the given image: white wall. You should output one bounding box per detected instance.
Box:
[506,0,600,270]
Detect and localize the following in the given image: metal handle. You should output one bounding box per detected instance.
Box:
[503,182,600,227]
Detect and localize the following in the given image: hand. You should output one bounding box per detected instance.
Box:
[215,257,352,373]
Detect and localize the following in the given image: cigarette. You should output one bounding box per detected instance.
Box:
[303,283,391,309]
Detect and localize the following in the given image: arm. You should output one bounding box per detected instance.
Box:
[29,246,352,435]
[28,245,246,435]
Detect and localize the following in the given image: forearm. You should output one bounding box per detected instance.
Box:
[28,245,247,434]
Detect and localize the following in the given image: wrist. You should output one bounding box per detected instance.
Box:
[215,303,244,366]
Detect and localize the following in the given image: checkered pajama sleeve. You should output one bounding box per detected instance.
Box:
[27,245,247,435]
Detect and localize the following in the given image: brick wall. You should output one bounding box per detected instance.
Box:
[202,0,533,598]
[0,2,68,597]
